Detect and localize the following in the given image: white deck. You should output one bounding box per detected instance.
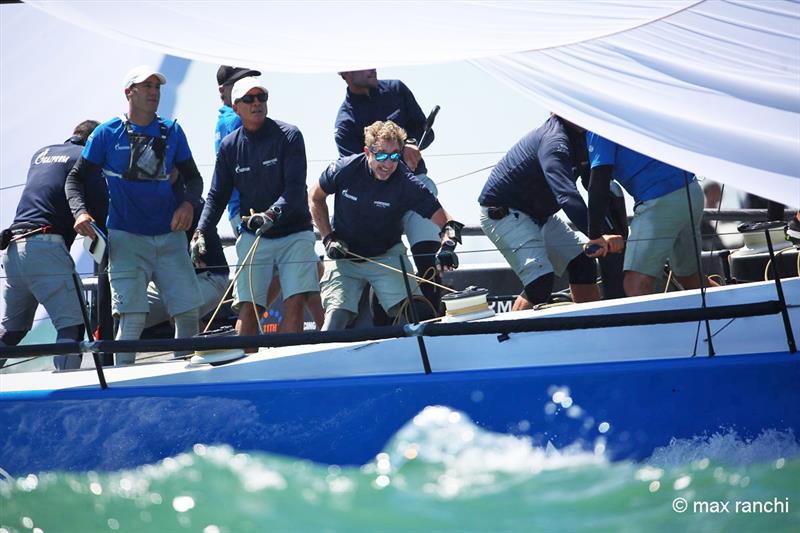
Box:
[1,279,797,393]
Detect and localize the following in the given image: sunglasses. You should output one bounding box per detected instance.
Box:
[369,147,402,162]
[238,93,268,104]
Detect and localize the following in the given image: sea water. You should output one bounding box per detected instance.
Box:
[1,405,798,533]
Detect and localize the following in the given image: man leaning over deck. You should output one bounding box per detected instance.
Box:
[309,120,463,331]
[1,120,100,371]
[478,115,617,311]
[195,76,321,336]
[583,132,719,296]
[66,66,204,365]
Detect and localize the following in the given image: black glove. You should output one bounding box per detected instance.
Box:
[189,229,206,266]
[436,239,459,271]
[245,206,281,235]
[0,228,11,251]
[323,232,349,260]
[439,219,465,244]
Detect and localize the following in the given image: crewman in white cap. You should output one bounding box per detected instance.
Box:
[65,66,205,364]
[196,76,322,336]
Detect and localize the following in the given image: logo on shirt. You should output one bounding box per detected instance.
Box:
[373,200,391,208]
[554,143,569,154]
[235,165,251,174]
[342,189,358,202]
[262,158,277,167]
[588,145,594,152]
[114,143,130,151]
[34,148,70,165]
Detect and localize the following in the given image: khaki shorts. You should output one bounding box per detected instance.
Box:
[233,230,319,309]
[625,180,704,278]
[480,207,585,286]
[108,229,201,316]
[401,173,441,246]
[320,241,421,315]
[1,234,84,331]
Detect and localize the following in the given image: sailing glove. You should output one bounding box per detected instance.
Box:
[323,232,349,260]
[435,240,459,271]
[189,230,206,266]
[245,206,281,236]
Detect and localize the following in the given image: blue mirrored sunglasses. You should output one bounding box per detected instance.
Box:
[370,147,402,162]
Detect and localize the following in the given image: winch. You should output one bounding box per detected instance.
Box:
[440,286,495,322]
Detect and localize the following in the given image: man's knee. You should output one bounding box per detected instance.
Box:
[624,271,656,296]
[1,329,27,347]
[566,253,597,285]
[54,324,84,371]
[322,308,355,331]
[0,329,28,369]
[56,324,84,342]
[522,272,555,306]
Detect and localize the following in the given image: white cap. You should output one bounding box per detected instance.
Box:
[231,76,268,104]
[123,66,167,89]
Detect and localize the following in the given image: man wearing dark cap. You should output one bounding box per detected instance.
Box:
[335,69,444,318]
[215,65,261,234]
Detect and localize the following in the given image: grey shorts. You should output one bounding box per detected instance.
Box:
[145,271,229,328]
[320,241,421,315]
[402,174,441,246]
[625,180,704,278]
[233,230,319,310]
[108,229,202,316]
[480,207,585,286]
[1,234,84,331]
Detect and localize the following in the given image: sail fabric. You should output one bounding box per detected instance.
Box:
[474,0,800,205]
[19,0,800,203]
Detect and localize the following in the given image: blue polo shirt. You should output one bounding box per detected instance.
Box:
[215,104,243,220]
[586,131,687,202]
[82,115,193,236]
[479,116,586,226]
[334,79,432,176]
[199,118,312,239]
[319,154,441,257]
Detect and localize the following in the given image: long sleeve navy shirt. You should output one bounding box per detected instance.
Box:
[334,80,433,176]
[11,136,104,248]
[198,118,312,238]
[478,116,588,230]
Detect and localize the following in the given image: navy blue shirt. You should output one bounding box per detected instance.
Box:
[10,136,103,248]
[478,116,587,228]
[334,80,432,175]
[319,154,441,257]
[199,118,312,239]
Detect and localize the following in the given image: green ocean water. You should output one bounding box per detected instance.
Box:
[2,406,799,533]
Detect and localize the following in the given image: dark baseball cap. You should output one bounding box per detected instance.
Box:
[217,65,261,86]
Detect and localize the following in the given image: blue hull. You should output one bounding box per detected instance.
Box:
[2,352,798,475]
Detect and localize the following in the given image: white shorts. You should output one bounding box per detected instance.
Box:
[1,234,84,331]
[480,207,585,286]
[320,241,421,315]
[233,230,320,310]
